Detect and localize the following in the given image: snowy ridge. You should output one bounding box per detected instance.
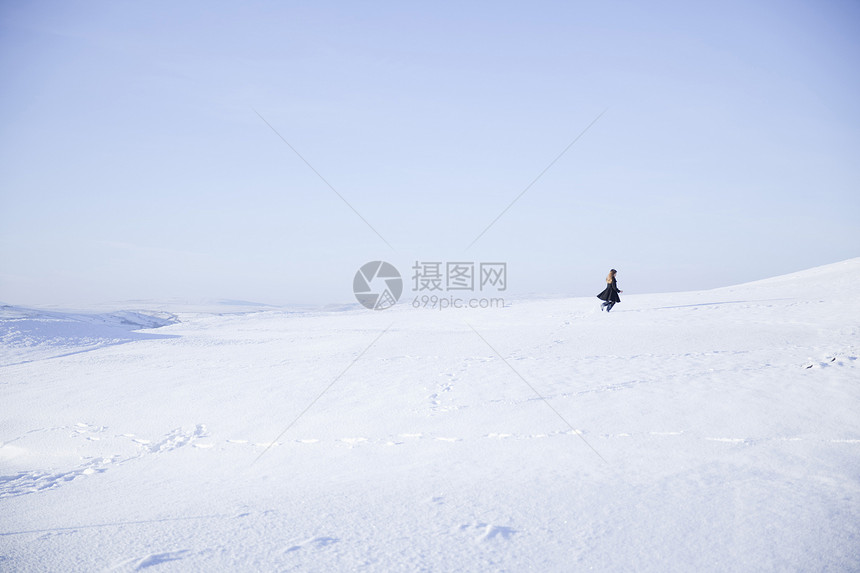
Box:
[0,306,179,367]
[710,257,860,295]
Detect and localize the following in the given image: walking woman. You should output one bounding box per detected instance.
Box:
[597,269,622,312]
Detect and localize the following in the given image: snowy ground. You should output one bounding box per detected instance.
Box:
[1,259,859,572]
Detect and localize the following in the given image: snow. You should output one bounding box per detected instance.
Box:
[0,307,180,367]
[1,259,859,571]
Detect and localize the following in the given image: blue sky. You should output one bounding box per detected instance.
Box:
[1,1,858,306]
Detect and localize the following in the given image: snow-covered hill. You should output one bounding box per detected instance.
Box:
[1,260,858,571]
[0,306,179,367]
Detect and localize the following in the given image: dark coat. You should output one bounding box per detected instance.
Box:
[597,278,621,303]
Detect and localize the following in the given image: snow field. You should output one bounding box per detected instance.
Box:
[1,259,858,571]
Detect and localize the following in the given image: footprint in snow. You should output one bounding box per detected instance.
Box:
[123,425,208,453]
[284,536,339,553]
[458,523,517,542]
[111,549,190,571]
[146,425,208,453]
[135,550,189,569]
[70,422,106,438]
[0,460,109,499]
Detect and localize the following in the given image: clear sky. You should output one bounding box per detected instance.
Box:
[1,0,858,306]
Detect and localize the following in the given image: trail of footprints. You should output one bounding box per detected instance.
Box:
[0,424,208,499]
[2,347,856,499]
[104,509,514,570]
[102,515,514,571]
[5,420,859,499]
[801,350,857,369]
[220,427,860,453]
